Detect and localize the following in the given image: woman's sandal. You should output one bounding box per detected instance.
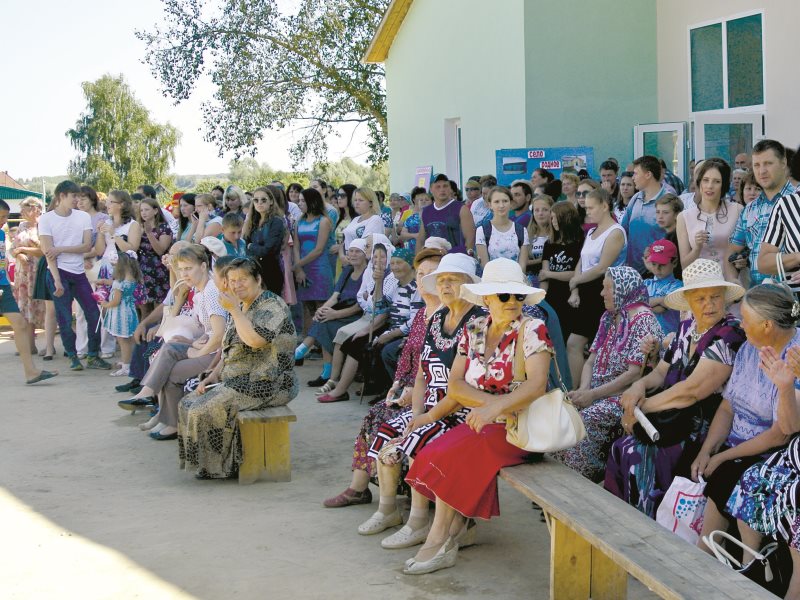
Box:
[315,380,338,395]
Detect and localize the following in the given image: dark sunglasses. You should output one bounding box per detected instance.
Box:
[496,293,526,303]
[465,187,480,192]
[575,190,590,198]
[333,192,346,198]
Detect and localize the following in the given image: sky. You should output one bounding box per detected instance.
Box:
[1,0,369,181]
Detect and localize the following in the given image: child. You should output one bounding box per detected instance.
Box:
[643,239,683,336]
[654,193,684,278]
[218,212,246,257]
[99,251,141,377]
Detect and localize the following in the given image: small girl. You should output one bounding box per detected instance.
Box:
[99,251,141,377]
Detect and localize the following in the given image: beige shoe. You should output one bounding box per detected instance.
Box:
[403,537,459,575]
[315,380,338,396]
[357,509,402,535]
[381,522,431,549]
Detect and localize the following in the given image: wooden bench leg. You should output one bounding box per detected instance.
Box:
[262,421,291,482]
[550,517,591,600]
[238,420,265,485]
[590,546,627,600]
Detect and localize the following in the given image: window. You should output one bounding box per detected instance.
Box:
[689,12,764,113]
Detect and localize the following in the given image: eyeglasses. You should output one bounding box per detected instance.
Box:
[333,193,346,198]
[496,293,526,303]
[465,187,480,192]
[575,190,591,198]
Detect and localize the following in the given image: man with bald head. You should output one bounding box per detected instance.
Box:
[734,153,751,171]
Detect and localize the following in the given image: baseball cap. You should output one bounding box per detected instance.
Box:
[431,173,449,184]
[646,239,677,265]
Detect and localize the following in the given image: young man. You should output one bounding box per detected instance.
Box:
[0,200,58,384]
[416,173,475,255]
[39,181,112,371]
[598,160,619,202]
[729,139,795,288]
[621,155,669,276]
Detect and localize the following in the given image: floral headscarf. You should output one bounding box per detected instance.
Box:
[595,265,650,352]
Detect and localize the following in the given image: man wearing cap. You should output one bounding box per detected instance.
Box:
[416,173,475,256]
[642,239,682,335]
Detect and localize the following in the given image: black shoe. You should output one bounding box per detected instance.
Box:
[118,396,156,411]
[115,379,141,393]
[295,357,304,367]
[307,375,328,387]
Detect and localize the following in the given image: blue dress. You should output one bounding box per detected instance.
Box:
[403,212,420,253]
[103,280,139,337]
[296,216,334,302]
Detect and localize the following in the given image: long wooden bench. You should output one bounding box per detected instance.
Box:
[499,459,775,599]
[237,406,297,485]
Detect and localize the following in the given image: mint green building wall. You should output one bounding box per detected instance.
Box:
[523,0,658,171]
[384,0,527,192]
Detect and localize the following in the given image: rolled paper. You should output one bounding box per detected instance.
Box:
[634,407,660,442]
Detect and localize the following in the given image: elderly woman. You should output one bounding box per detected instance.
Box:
[402,258,553,574]
[125,245,227,440]
[686,284,799,552]
[605,259,746,517]
[357,253,482,547]
[178,257,298,479]
[323,245,445,508]
[295,239,367,385]
[554,266,663,482]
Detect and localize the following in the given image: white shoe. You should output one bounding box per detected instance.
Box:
[357,509,402,535]
[454,518,477,548]
[100,352,115,359]
[315,380,337,396]
[110,366,129,377]
[381,523,431,549]
[149,422,166,434]
[139,414,161,431]
[77,353,88,359]
[403,537,459,575]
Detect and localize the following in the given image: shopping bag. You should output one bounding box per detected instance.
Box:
[656,476,707,543]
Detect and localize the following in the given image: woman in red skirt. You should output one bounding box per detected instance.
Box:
[403,257,554,575]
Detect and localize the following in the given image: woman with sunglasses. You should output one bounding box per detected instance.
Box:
[329,184,357,275]
[178,256,298,479]
[243,187,285,296]
[576,179,601,233]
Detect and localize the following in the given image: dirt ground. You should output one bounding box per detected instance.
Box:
[0,331,657,599]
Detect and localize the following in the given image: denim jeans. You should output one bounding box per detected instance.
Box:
[47,268,100,357]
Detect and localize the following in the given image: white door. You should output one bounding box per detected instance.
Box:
[633,122,688,184]
[693,112,764,164]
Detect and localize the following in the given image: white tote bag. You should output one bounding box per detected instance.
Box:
[656,476,707,543]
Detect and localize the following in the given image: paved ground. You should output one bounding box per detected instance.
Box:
[0,330,657,599]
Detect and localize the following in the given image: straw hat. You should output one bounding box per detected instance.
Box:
[664,258,744,311]
[460,258,546,306]
[421,253,480,294]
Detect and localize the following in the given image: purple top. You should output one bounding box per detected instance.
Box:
[422,200,466,253]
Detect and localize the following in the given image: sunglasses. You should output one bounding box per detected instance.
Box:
[575,190,591,198]
[465,187,480,192]
[333,193,346,198]
[496,293,526,303]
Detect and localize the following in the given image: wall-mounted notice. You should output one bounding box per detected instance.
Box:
[495,146,595,186]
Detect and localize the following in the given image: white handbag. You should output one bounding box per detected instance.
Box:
[504,320,586,453]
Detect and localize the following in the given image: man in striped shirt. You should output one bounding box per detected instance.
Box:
[754,140,799,290]
[729,139,796,287]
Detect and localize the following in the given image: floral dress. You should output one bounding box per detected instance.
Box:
[137,222,172,304]
[103,280,139,337]
[402,212,420,253]
[10,221,44,327]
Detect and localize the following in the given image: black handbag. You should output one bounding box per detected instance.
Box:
[633,394,721,447]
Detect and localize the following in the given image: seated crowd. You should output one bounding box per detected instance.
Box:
[4,138,800,592]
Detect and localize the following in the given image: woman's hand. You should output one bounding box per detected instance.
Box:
[567,288,580,308]
[620,381,646,419]
[403,413,431,437]
[295,268,307,287]
[352,326,371,339]
[376,331,395,346]
[760,346,797,389]
[690,451,711,482]
[315,306,335,322]
[694,230,709,248]
[785,346,800,379]
[329,244,340,255]
[569,389,595,409]
[196,371,220,395]
[466,404,501,434]
[538,270,549,282]
[640,335,660,359]
[218,290,239,313]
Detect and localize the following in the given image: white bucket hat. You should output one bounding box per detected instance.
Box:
[200,236,228,258]
[460,258,546,306]
[664,258,744,311]
[421,252,480,294]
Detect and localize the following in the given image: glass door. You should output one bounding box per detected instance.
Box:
[633,122,688,184]
[693,112,764,164]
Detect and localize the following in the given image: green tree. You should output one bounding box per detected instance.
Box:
[312,158,388,192]
[137,0,389,166]
[66,74,181,191]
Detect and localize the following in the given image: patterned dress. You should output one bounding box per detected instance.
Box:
[103,280,139,337]
[137,222,172,304]
[368,305,484,461]
[555,267,663,482]
[296,216,334,302]
[402,212,420,254]
[10,221,45,327]
[406,315,554,519]
[604,315,745,517]
[178,291,298,478]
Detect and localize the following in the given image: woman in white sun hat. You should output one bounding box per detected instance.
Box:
[605,258,746,518]
[401,257,554,575]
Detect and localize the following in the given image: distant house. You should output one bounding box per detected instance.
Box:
[365,0,799,192]
[0,171,43,214]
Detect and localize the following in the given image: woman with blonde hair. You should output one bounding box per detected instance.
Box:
[338,187,385,266]
[10,196,47,353]
[526,194,554,285]
[192,193,224,242]
[560,172,581,207]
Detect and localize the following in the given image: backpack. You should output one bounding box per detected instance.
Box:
[482,221,525,249]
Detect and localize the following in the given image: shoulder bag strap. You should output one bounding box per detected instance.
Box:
[512,318,529,382]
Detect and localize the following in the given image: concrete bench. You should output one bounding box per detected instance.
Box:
[237,406,297,485]
[499,459,775,599]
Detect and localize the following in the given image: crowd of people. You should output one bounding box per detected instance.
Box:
[3,137,800,591]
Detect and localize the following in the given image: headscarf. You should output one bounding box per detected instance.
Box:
[595,265,650,353]
[393,247,414,267]
[357,233,396,302]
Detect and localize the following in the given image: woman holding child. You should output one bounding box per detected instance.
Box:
[605,259,746,517]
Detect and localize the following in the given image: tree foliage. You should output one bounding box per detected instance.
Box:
[66,74,181,191]
[137,0,389,167]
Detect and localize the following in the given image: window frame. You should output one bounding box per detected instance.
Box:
[687,9,766,116]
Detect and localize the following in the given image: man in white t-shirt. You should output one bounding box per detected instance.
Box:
[39,181,112,371]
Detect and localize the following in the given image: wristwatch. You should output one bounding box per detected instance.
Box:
[466,248,475,257]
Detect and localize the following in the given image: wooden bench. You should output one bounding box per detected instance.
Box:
[237,406,297,485]
[499,459,775,599]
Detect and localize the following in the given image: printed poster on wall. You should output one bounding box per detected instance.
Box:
[494,147,595,186]
[413,166,433,190]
